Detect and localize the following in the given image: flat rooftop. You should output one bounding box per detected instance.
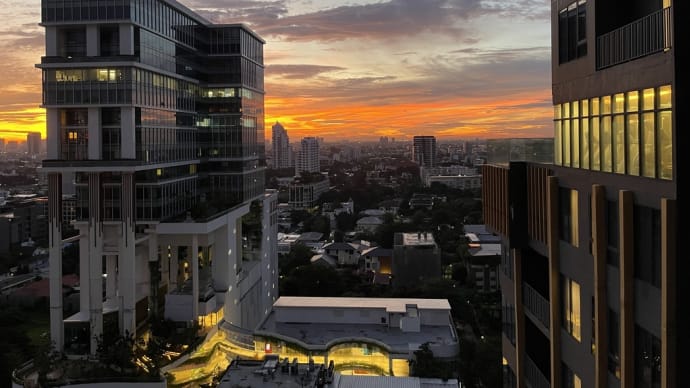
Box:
[257,318,455,355]
[274,296,450,312]
[401,233,436,246]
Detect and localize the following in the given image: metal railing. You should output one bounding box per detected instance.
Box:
[523,282,550,329]
[524,354,550,388]
[596,7,672,69]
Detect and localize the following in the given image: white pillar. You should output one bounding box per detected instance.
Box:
[106,255,117,302]
[79,233,90,314]
[88,107,101,160]
[169,246,178,291]
[45,26,58,56]
[118,173,137,337]
[119,24,134,55]
[120,107,135,159]
[46,108,60,159]
[212,225,229,293]
[48,173,64,351]
[86,25,100,57]
[192,235,199,321]
[87,173,103,355]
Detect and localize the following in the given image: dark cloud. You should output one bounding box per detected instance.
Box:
[267,64,345,79]
[183,0,288,26]
[188,0,487,42]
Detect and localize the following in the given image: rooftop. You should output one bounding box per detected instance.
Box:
[273,297,450,312]
[401,233,436,246]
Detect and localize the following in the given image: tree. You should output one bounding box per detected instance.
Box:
[280,265,344,296]
[280,243,313,274]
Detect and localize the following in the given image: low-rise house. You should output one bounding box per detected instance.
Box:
[322,242,360,266]
[356,216,384,234]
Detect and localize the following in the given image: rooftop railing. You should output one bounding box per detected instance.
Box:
[524,354,550,388]
[596,7,672,69]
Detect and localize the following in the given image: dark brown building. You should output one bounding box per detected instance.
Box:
[484,1,687,387]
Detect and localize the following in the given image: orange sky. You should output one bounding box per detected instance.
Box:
[0,0,553,143]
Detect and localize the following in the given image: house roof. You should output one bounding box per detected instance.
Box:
[297,232,324,242]
[310,254,337,267]
[361,246,393,257]
[356,216,384,225]
[323,242,357,251]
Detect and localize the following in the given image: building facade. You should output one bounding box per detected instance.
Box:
[26,132,42,157]
[39,0,278,355]
[271,122,292,169]
[412,135,437,167]
[295,136,320,176]
[392,232,441,289]
[485,1,686,387]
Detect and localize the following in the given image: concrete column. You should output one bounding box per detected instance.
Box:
[88,107,101,160]
[48,173,64,351]
[46,108,60,159]
[119,24,134,55]
[118,172,137,337]
[591,185,608,388]
[619,190,634,388]
[213,225,229,293]
[86,25,100,57]
[547,176,561,388]
[148,233,158,320]
[79,233,90,314]
[45,26,58,56]
[88,173,103,355]
[170,246,178,291]
[192,235,199,321]
[661,198,676,388]
[106,255,117,302]
[513,249,525,388]
[120,106,135,159]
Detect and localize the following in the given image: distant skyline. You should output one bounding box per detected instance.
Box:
[0,0,552,142]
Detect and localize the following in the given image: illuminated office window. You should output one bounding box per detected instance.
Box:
[613,115,625,174]
[581,118,590,169]
[658,110,672,180]
[591,117,600,171]
[601,116,612,172]
[642,113,655,178]
[627,114,640,176]
[562,275,581,341]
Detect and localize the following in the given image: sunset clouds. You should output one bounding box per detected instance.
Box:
[0,0,553,142]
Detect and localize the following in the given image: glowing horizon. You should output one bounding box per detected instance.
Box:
[0,0,553,144]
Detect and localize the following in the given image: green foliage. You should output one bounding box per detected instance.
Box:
[279,243,313,274]
[280,265,344,297]
[410,343,457,380]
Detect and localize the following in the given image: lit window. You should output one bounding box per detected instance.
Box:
[562,276,581,341]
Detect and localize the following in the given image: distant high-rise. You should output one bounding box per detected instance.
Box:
[296,137,320,176]
[26,132,41,156]
[39,0,278,356]
[412,135,437,167]
[272,122,291,169]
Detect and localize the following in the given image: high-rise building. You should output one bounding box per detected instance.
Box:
[271,122,291,169]
[39,0,278,355]
[485,1,685,387]
[412,135,437,167]
[295,136,320,176]
[26,132,42,156]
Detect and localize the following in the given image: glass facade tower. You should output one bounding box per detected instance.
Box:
[40,0,278,357]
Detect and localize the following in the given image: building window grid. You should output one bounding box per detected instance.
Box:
[553,85,672,180]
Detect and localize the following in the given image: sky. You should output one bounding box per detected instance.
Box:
[0,0,553,143]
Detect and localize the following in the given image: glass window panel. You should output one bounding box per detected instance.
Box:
[601,116,612,172]
[614,93,625,113]
[642,112,655,178]
[627,91,639,112]
[627,114,640,176]
[555,120,563,165]
[591,97,600,116]
[658,110,672,180]
[658,85,672,109]
[602,95,611,114]
[573,119,580,168]
[581,118,590,169]
[573,100,580,118]
[591,117,600,170]
[564,102,571,119]
[581,99,589,117]
[571,277,581,339]
[613,115,625,173]
[643,88,655,111]
[564,119,571,166]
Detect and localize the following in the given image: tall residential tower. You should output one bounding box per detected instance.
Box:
[271,122,292,169]
[484,1,687,387]
[39,0,278,355]
[413,135,437,167]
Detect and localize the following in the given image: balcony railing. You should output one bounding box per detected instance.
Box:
[524,354,550,388]
[523,282,550,329]
[596,7,672,69]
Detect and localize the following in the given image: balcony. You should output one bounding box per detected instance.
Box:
[596,7,672,69]
[524,354,550,388]
[523,282,550,329]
